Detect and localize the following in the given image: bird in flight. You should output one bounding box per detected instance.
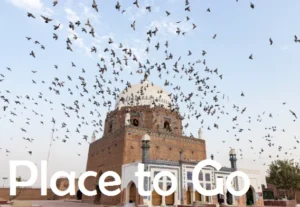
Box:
[53,0,58,6]
[290,110,297,119]
[41,15,52,23]
[92,0,99,12]
[27,12,35,18]
[269,38,273,45]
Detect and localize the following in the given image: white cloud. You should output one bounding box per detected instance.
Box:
[67,29,91,57]
[150,19,192,36]
[8,0,53,15]
[124,6,147,21]
[65,7,79,22]
[78,2,101,24]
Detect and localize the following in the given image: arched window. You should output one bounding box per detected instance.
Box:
[132,119,139,127]
[164,121,171,131]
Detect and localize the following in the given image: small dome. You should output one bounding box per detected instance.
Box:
[229,149,236,155]
[115,80,172,109]
[142,134,150,141]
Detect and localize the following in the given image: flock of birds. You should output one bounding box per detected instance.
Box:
[1,0,300,169]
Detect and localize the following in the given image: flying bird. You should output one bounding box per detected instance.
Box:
[92,0,99,12]
[27,12,35,18]
[269,38,273,45]
[30,51,35,58]
[41,15,52,23]
[290,110,297,119]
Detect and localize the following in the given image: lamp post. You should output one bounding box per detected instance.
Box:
[2,177,8,188]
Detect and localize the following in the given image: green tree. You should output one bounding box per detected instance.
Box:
[266,160,300,200]
[9,176,30,201]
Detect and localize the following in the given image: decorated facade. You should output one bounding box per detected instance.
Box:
[84,80,265,207]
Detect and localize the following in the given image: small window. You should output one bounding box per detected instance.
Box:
[132,118,139,126]
[199,172,203,181]
[167,173,174,181]
[154,171,163,181]
[205,173,211,182]
[164,121,171,131]
[108,122,113,133]
[187,172,192,180]
[187,183,193,189]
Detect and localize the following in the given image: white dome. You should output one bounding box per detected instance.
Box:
[116,80,172,109]
[229,149,236,155]
[142,134,150,141]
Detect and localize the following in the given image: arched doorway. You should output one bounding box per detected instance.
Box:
[226,191,233,205]
[186,187,192,204]
[195,191,202,202]
[94,171,102,204]
[217,194,224,205]
[246,186,255,205]
[128,182,137,204]
[152,190,162,206]
[76,189,82,200]
[165,185,174,205]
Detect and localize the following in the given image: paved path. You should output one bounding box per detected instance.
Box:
[0,200,108,207]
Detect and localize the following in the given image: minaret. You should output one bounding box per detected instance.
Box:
[141,134,150,202]
[229,149,239,191]
[198,128,203,139]
[229,149,237,169]
[141,134,150,163]
[91,131,96,143]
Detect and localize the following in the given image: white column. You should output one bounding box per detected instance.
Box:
[161,196,166,206]
[224,185,227,204]
[192,190,195,203]
[174,190,178,205]
[161,180,166,206]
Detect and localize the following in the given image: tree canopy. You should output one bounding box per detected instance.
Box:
[266,159,300,199]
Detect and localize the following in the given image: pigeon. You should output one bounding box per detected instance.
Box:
[92,0,99,12]
[41,15,52,23]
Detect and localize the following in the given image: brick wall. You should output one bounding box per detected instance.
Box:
[103,106,184,137]
[0,187,83,201]
[0,188,53,201]
[83,106,206,205]
[264,200,296,207]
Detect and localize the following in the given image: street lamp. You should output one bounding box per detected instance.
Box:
[2,177,8,188]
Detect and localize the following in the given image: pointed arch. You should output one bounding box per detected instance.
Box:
[94,170,103,204]
[246,185,256,205]
[125,181,139,205]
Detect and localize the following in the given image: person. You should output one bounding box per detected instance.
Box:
[77,189,82,200]
[218,194,224,205]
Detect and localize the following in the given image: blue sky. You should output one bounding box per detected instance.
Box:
[1,0,300,187]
